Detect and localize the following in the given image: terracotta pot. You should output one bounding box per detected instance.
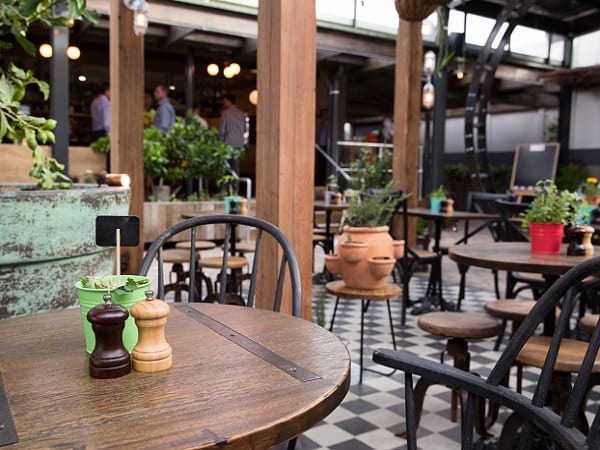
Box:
[339,241,368,264]
[529,222,564,254]
[324,226,405,290]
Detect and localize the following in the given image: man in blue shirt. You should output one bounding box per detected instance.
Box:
[153,84,175,133]
[90,83,110,141]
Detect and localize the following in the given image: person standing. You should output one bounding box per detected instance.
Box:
[90,83,110,141]
[153,84,175,133]
[218,94,246,176]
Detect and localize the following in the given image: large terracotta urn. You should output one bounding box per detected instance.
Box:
[324,226,404,290]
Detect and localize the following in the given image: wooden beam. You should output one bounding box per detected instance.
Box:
[256,1,316,319]
[393,19,423,246]
[109,0,145,273]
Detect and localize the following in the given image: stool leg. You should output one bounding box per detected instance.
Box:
[359,299,369,384]
[328,297,341,332]
[386,299,397,350]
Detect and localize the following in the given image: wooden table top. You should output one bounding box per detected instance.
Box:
[448,242,598,277]
[406,207,499,222]
[0,303,350,449]
[313,200,350,211]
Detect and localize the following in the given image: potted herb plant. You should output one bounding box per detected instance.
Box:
[581,177,600,206]
[521,179,585,254]
[324,182,406,289]
[428,185,448,213]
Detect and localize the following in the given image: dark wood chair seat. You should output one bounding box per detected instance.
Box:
[517,335,600,373]
[579,314,600,335]
[199,255,248,270]
[162,248,198,264]
[174,240,217,251]
[485,299,537,321]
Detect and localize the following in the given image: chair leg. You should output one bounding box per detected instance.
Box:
[328,297,341,332]
[493,319,508,351]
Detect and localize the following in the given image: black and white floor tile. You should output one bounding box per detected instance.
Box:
[288,273,600,450]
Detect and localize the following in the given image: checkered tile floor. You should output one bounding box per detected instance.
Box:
[283,273,600,450]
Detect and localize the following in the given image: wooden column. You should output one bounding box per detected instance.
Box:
[256,1,316,318]
[109,0,145,272]
[392,0,449,246]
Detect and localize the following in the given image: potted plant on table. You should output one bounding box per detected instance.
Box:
[324,182,407,290]
[428,185,448,213]
[521,179,585,254]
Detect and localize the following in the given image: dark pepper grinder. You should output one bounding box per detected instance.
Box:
[87,294,132,379]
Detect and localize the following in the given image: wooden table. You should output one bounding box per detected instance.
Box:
[448,242,598,334]
[0,303,350,449]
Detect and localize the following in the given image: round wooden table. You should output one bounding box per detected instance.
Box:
[326,280,401,383]
[448,242,598,334]
[0,303,350,449]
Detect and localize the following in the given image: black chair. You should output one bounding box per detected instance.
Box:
[139,215,302,449]
[138,214,301,316]
[393,197,445,325]
[373,256,600,450]
[455,192,512,308]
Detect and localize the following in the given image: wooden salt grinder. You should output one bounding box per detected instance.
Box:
[130,290,172,372]
[87,294,132,379]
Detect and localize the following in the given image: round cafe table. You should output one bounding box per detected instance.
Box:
[448,242,598,335]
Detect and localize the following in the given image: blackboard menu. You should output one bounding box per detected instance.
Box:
[510,142,560,191]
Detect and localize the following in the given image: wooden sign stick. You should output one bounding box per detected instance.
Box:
[116,228,121,282]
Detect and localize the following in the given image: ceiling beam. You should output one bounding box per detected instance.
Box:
[165,26,194,47]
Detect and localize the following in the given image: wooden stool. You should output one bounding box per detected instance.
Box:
[326,280,401,384]
[232,240,256,254]
[199,256,249,304]
[174,240,217,251]
[485,299,537,351]
[162,248,212,302]
[408,312,501,438]
[579,314,599,335]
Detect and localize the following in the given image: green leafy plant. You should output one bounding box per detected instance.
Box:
[344,181,407,228]
[428,185,448,198]
[0,0,98,189]
[90,135,110,154]
[80,276,147,295]
[521,179,585,228]
[581,177,600,197]
[348,148,392,191]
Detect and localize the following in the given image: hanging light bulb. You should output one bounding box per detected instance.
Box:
[39,43,53,58]
[423,50,436,78]
[133,8,148,36]
[66,45,81,60]
[207,63,219,76]
[223,65,235,79]
[228,62,241,76]
[456,58,465,80]
[422,82,435,109]
[248,89,258,105]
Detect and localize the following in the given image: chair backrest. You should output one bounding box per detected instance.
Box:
[495,198,530,242]
[464,191,513,242]
[138,214,302,317]
[374,255,600,450]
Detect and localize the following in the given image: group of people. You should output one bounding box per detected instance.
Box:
[90,85,247,170]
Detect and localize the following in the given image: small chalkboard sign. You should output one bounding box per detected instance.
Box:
[510,142,560,193]
[96,216,140,247]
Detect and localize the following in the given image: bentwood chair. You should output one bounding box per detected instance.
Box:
[139,215,302,449]
[374,256,600,450]
[138,214,302,316]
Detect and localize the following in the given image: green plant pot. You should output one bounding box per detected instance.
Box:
[430,197,445,213]
[75,275,151,353]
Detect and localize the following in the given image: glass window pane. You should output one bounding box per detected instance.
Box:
[549,34,565,64]
[573,30,600,67]
[316,0,355,26]
[448,9,465,34]
[355,0,398,33]
[466,14,507,49]
[510,26,549,58]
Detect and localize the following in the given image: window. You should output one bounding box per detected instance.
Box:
[572,30,600,67]
[510,26,549,58]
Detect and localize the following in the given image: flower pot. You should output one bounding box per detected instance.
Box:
[152,184,171,202]
[430,196,445,213]
[329,226,404,290]
[529,222,564,254]
[339,241,368,264]
[75,275,151,353]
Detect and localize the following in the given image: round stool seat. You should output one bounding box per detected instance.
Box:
[175,240,216,251]
[162,248,199,264]
[232,240,256,254]
[199,256,248,270]
[517,335,600,372]
[579,314,599,335]
[485,300,537,321]
[418,312,501,340]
